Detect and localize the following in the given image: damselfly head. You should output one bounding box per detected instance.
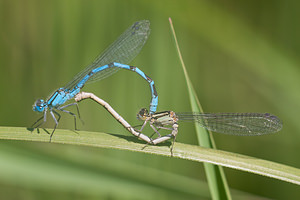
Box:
[33,99,46,112]
[137,108,149,121]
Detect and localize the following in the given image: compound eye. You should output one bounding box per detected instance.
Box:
[33,99,45,112]
[136,108,149,120]
[35,99,44,107]
[140,108,148,116]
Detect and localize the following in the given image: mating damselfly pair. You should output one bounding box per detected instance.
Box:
[32,20,282,150]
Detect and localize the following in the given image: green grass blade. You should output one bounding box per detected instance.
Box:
[168,18,231,200]
[0,141,210,199]
[0,126,300,186]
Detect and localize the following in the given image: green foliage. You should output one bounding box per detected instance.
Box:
[1,126,299,185]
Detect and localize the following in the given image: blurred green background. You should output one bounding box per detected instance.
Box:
[0,0,300,199]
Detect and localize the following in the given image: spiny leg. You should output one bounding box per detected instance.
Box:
[170,136,176,157]
[49,109,61,142]
[59,102,82,121]
[133,118,150,133]
[132,120,151,145]
[31,115,44,128]
[58,108,78,130]
[149,124,162,137]
[31,110,47,131]
[74,102,84,125]
[148,127,161,139]
[141,124,163,150]
[168,124,179,156]
[153,126,174,136]
[60,109,78,130]
[59,102,84,129]
[150,124,178,156]
[132,124,142,129]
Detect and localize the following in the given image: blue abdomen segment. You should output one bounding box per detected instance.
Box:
[111,63,158,114]
[110,62,158,114]
[75,65,110,89]
[72,62,158,113]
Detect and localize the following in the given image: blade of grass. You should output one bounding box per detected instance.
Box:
[168,18,231,200]
[0,142,209,199]
[0,126,300,185]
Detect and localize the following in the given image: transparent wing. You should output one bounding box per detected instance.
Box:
[64,20,150,90]
[177,112,282,135]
